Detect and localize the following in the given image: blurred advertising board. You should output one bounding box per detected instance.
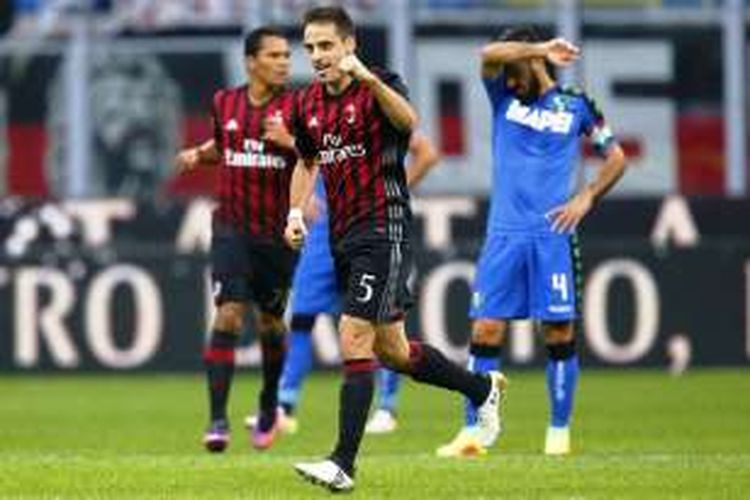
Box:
[1,196,748,371]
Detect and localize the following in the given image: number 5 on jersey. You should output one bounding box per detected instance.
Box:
[356,273,376,303]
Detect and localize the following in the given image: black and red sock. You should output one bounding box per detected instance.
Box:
[406,341,491,407]
[258,334,287,432]
[203,330,238,423]
[330,359,376,476]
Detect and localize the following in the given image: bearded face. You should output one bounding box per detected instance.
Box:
[504,61,541,105]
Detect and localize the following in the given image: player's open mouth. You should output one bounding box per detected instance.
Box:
[315,65,332,78]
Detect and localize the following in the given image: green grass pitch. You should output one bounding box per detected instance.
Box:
[1,369,749,498]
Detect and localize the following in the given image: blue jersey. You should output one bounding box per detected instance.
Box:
[483,75,614,235]
[313,175,327,215]
[290,176,338,315]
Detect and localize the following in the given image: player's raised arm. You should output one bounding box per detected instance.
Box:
[339,54,418,132]
[174,138,221,172]
[480,37,580,78]
[405,132,440,188]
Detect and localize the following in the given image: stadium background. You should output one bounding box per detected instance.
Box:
[1,0,747,372]
[0,2,748,497]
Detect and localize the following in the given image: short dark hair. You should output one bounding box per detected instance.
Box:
[496,25,548,43]
[302,6,355,39]
[244,26,286,57]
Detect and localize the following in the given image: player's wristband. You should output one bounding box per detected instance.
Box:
[287,207,307,237]
[287,207,304,221]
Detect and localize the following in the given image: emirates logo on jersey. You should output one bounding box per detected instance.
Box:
[245,139,264,152]
[319,133,366,166]
[323,133,342,148]
[223,138,286,169]
[224,148,287,169]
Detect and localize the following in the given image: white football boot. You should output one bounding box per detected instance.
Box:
[544,426,571,456]
[475,371,509,447]
[294,459,355,492]
[364,409,398,434]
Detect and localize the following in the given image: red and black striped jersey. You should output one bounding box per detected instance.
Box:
[292,70,412,244]
[211,85,298,240]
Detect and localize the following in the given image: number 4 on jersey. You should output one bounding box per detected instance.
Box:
[551,273,569,302]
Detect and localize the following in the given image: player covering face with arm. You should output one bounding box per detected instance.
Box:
[438,26,626,459]
[285,7,506,493]
[479,29,626,228]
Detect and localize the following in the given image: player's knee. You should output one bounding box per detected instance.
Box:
[214,303,246,333]
[341,328,372,353]
[374,342,409,371]
[545,336,576,361]
[257,311,286,337]
[472,319,506,345]
[373,342,390,363]
[339,316,375,358]
[543,321,575,345]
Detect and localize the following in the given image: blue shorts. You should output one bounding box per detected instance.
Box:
[290,216,340,316]
[470,232,581,321]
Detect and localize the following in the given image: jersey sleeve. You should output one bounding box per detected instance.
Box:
[211,90,224,150]
[373,69,412,140]
[579,92,617,157]
[291,89,317,161]
[377,69,410,100]
[482,71,510,108]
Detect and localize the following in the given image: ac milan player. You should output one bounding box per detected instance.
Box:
[243,130,440,437]
[285,7,507,492]
[174,27,299,453]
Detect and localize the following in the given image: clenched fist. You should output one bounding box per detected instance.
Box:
[285,208,308,250]
[339,54,375,84]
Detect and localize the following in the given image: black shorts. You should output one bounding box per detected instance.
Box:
[333,237,413,323]
[210,226,297,316]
